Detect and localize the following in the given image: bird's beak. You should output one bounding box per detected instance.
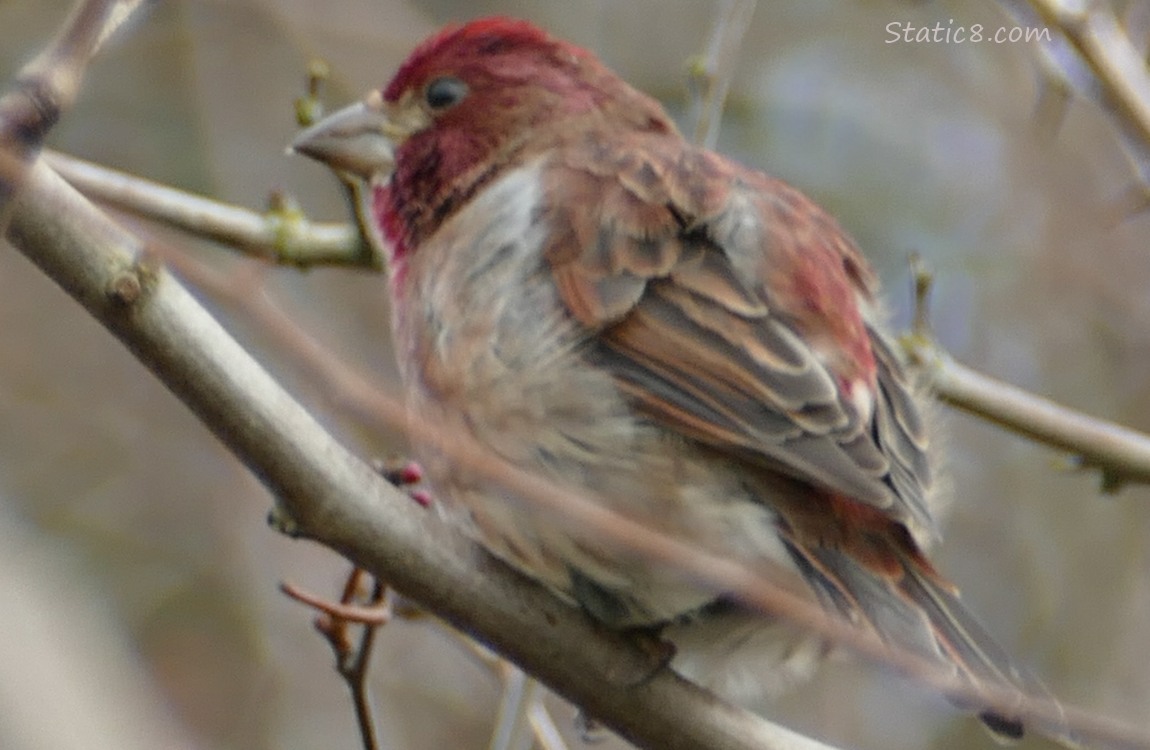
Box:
[290,92,420,182]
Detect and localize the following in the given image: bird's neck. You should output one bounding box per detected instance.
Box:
[376,137,530,268]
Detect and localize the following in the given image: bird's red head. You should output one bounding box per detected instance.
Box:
[383,18,587,105]
[375,17,675,259]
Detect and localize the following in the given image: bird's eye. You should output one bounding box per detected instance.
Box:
[424,76,468,110]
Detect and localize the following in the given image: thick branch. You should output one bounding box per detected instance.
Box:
[11,154,1150,750]
[5,6,1149,747]
[4,158,841,750]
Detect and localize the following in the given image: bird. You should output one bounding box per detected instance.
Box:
[292,16,1072,743]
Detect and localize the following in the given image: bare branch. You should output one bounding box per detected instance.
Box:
[490,667,542,750]
[291,57,389,270]
[44,150,371,268]
[12,155,1150,749]
[1026,0,1150,151]
[6,157,846,750]
[528,698,571,750]
[7,6,1149,749]
[0,0,146,218]
[1009,0,1150,199]
[687,0,757,149]
[905,262,1150,491]
[281,571,391,750]
[909,342,1150,492]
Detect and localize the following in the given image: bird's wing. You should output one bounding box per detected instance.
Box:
[539,133,934,536]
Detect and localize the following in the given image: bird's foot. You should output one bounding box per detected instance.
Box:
[374,457,433,507]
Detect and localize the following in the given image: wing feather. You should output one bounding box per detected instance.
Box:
[541,132,934,535]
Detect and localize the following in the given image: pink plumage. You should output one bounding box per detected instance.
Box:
[293,17,1077,745]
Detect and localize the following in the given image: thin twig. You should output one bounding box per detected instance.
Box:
[528,698,571,750]
[1027,0,1150,151]
[282,568,389,750]
[292,56,389,270]
[1014,0,1150,205]
[280,578,392,626]
[489,667,537,750]
[904,262,1150,491]
[920,348,1150,491]
[687,0,757,149]
[0,0,146,218]
[345,576,386,750]
[44,150,371,268]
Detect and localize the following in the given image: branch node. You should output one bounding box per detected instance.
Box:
[267,504,302,538]
[1099,466,1128,494]
[264,189,310,267]
[106,270,142,305]
[105,251,159,306]
[294,58,331,128]
[909,252,934,339]
[9,76,63,144]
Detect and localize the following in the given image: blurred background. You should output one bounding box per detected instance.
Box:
[0,1,1148,749]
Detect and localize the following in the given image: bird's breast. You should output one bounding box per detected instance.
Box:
[387,161,788,626]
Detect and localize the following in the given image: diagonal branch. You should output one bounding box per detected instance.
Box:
[1005,0,1150,213]
[9,154,1150,750]
[5,157,844,750]
[0,0,146,219]
[6,5,1150,749]
[1025,0,1150,151]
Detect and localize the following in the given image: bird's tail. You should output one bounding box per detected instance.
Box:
[781,535,1078,746]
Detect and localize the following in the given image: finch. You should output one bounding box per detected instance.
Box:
[293,17,1070,743]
